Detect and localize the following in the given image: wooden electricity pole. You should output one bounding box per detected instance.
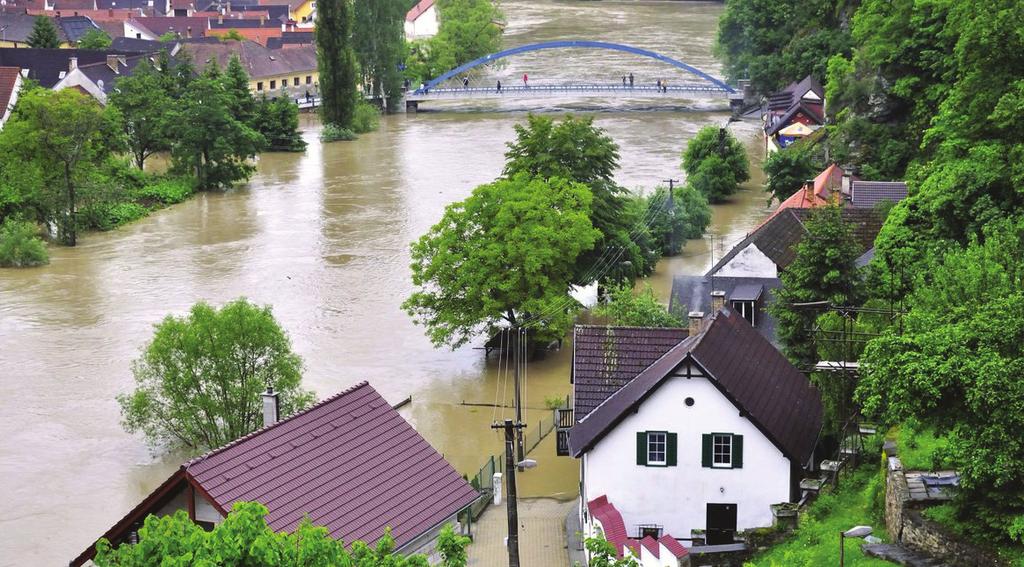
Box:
[492,419,525,567]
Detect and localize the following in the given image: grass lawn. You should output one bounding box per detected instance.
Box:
[891,422,952,470]
[746,465,891,567]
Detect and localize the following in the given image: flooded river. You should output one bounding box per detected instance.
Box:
[0,1,774,564]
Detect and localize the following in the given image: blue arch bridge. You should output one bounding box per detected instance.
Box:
[405,40,751,112]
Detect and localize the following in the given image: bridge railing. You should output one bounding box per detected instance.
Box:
[410,83,731,98]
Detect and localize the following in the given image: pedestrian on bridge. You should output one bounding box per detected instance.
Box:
[496,79,502,93]
[622,75,627,87]
[656,79,662,90]
[523,73,528,88]
[629,73,634,88]
[463,76,469,88]
[662,80,668,93]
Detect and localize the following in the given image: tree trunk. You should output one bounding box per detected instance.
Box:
[65,162,76,246]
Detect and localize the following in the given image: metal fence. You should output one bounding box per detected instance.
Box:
[523,409,558,457]
[467,453,503,520]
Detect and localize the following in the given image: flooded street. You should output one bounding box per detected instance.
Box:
[0,2,774,564]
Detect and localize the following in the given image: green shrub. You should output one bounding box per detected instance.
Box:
[321,123,357,142]
[0,218,48,267]
[105,157,153,191]
[134,178,194,205]
[351,101,380,134]
[80,202,149,230]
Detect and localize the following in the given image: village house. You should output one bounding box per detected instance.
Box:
[181,37,317,94]
[405,0,437,40]
[567,309,823,561]
[0,66,25,128]
[762,75,825,154]
[668,164,905,345]
[0,47,139,87]
[71,381,479,567]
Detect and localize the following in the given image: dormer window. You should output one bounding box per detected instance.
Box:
[728,283,763,327]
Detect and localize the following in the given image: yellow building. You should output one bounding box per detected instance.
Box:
[182,39,319,96]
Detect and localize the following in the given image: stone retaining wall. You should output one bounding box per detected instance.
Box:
[883,452,1003,566]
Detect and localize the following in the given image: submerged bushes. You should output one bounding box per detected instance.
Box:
[0,218,48,267]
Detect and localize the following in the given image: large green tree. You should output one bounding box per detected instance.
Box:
[503,114,650,284]
[353,0,407,111]
[595,284,684,328]
[223,54,258,128]
[254,94,307,152]
[316,0,358,129]
[858,220,1024,541]
[645,182,712,256]
[94,502,471,566]
[0,88,122,246]
[166,72,263,190]
[769,204,862,369]
[118,298,315,451]
[26,16,60,48]
[403,173,600,348]
[108,59,172,170]
[432,0,503,69]
[681,126,749,203]
[76,28,112,49]
[763,140,822,204]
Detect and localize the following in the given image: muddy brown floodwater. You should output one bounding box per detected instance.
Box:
[0,1,776,564]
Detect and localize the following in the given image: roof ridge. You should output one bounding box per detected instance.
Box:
[184,380,371,467]
[574,324,688,332]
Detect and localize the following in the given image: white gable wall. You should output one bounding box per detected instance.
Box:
[713,243,778,278]
[404,4,438,40]
[581,364,791,540]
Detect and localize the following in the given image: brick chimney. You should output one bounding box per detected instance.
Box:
[803,179,815,202]
[711,290,726,313]
[68,55,78,71]
[259,13,264,25]
[841,167,853,197]
[106,54,119,73]
[262,387,279,427]
[218,13,223,24]
[688,311,705,337]
[186,26,192,38]
[107,7,113,17]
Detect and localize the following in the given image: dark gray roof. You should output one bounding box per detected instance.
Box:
[0,13,47,44]
[110,36,172,52]
[0,47,133,87]
[569,309,823,466]
[266,30,312,49]
[731,282,764,302]
[210,17,282,28]
[57,15,100,43]
[78,53,155,93]
[572,326,689,421]
[669,275,781,344]
[850,181,908,208]
[855,247,875,269]
[709,207,886,277]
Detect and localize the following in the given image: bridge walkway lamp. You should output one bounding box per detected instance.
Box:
[839,525,872,566]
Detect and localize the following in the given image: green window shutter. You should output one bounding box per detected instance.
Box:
[701,434,712,467]
[733,435,744,468]
[637,432,647,466]
[667,433,677,466]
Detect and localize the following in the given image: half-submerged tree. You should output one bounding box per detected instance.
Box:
[108,59,172,170]
[353,0,407,111]
[316,0,358,130]
[681,125,750,203]
[403,173,600,348]
[118,298,315,450]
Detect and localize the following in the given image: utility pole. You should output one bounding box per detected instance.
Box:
[492,419,525,567]
[663,178,679,253]
[511,326,525,463]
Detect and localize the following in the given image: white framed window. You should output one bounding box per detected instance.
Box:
[647,432,667,465]
[712,434,732,468]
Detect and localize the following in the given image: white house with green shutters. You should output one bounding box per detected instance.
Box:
[568,310,823,547]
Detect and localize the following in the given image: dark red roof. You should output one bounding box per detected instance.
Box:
[405,0,433,22]
[588,495,629,557]
[640,535,660,557]
[659,534,689,558]
[569,310,823,465]
[573,326,689,420]
[184,381,478,548]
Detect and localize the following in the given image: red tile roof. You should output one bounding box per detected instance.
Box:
[640,535,660,557]
[184,381,478,548]
[761,163,846,227]
[406,0,434,22]
[0,66,21,116]
[659,534,689,558]
[588,495,630,557]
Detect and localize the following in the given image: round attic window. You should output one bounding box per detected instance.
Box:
[685,397,695,407]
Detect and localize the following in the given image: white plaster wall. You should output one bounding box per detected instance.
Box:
[405,4,438,40]
[1,74,21,127]
[582,367,791,539]
[124,20,156,40]
[195,493,224,524]
[53,69,107,104]
[713,243,778,278]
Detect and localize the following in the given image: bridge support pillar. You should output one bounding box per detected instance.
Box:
[729,94,745,116]
[406,100,419,113]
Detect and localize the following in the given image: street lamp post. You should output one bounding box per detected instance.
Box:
[839,526,872,567]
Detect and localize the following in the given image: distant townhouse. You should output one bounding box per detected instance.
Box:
[71,382,479,567]
[405,0,437,40]
[124,15,208,39]
[567,310,823,559]
[182,37,316,94]
[54,51,168,102]
[0,47,138,86]
[762,75,825,154]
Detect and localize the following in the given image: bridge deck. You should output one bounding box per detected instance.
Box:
[408,83,735,101]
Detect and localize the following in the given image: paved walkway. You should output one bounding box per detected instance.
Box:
[467,497,575,567]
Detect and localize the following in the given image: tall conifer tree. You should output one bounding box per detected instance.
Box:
[315,0,357,128]
[27,16,60,49]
